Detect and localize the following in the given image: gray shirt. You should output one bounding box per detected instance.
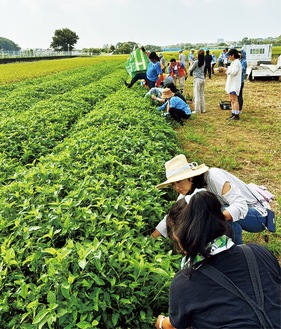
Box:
[189,60,205,79]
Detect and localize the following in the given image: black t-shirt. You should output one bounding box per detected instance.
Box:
[169,244,281,329]
[204,54,213,66]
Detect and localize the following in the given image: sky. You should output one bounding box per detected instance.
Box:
[1,0,280,50]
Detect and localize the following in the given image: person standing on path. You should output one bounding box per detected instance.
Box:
[220,48,242,120]
[179,49,186,66]
[168,58,188,94]
[204,49,212,79]
[189,49,206,113]
[238,49,247,113]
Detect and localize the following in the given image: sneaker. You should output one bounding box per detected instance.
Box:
[230,114,240,120]
[227,113,235,120]
[124,81,132,88]
[192,111,196,114]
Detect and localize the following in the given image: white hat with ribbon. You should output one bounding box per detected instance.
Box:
[156,154,209,189]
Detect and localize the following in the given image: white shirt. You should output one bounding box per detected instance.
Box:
[155,168,269,237]
[225,59,242,95]
[179,53,186,65]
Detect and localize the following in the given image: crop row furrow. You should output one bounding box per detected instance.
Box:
[0,60,124,115]
[0,58,125,97]
[0,69,127,184]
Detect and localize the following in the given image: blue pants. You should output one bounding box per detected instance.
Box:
[146,78,157,89]
[229,207,266,245]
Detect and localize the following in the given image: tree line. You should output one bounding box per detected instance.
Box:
[1,28,281,54]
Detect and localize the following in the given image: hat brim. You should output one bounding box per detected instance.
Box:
[156,164,209,189]
[161,92,174,99]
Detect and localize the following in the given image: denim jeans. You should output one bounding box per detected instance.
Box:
[229,207,266,245]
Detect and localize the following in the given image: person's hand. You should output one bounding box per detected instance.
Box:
[155,315,175,329]
[150,229,162,238]
[155,315,165,328]
[151,95,157,100]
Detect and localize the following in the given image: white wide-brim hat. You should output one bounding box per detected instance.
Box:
[156,154,209,189]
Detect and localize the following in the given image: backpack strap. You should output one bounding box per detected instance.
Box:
[198,245,274,329]
[239,245,264,308]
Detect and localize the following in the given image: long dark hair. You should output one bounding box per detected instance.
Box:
[165,82,178,93]
[190,173,207,193]
[167,191,231,262]
[198,50,205,68]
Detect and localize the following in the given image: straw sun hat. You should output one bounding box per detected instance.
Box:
[161,88,174,99]
[156,154,209,189]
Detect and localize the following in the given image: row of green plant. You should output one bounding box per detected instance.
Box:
[0,64,126,184]
[0,62,184,328]
[0,60,126,186]
[0,57,127,85]
[0,60,123,110]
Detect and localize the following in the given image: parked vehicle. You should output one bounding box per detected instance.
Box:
[243,44,281,81]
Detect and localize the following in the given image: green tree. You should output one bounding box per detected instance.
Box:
[50,28,79,51]
[274,35,281,46]
[218,42,228,47]
[0,37,20,51]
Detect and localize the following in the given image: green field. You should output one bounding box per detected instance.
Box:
[0,56,280,328]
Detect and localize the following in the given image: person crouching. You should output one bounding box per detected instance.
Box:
[158,88,191,126]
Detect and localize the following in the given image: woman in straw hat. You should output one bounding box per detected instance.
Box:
[151,154,271,244]
[155,190,280,329]
[157,88,191,125]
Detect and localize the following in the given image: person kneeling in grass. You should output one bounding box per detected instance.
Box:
[157,88,191,125]
[151,154,273,245]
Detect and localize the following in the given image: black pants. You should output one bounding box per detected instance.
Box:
[238,81,244,111]
[169,108,191,123]
[129,72,156,89]
[129,72,147,87]
[204,64,212,79]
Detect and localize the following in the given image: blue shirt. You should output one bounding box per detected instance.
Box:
[188,53,195,61]
[240,59,247,83]
[146,62,162,82]
[158,96,191,115]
